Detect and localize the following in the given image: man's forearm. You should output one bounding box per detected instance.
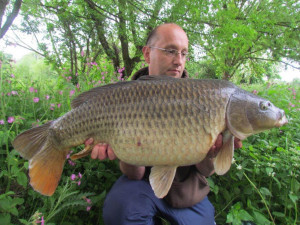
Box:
[119,161,146,180]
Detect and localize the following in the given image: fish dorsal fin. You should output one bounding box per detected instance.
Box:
[71,81,130,108]
[214,130,234,175]
[149,166,177,198]
[137,75,177,81]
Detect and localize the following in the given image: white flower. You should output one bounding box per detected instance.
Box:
[237,164,242,170]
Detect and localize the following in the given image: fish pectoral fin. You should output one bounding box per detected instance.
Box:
[70,144,94,160]
[214,131,234,175]
[29,145,68,196]
[149,166,177,198]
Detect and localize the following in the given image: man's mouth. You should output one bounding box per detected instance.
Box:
[168,69,180,74]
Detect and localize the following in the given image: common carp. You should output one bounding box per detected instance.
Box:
[12,76,288,198]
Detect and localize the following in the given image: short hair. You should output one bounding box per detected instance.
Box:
[145,26,159,45]
[145,23,185,46]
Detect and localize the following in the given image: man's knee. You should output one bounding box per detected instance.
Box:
[103,176,157,224]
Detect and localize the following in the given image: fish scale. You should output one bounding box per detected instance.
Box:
[12,76,288,197]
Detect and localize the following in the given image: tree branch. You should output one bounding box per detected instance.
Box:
[0,0,22,39]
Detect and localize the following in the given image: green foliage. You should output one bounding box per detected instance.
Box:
[5,0,299,82]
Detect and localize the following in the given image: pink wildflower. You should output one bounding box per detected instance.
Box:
[0,120,4,125]
[33,97,39,103]
[11,74,15,78]
[86,206,92,211]
[36,216,44,225]
[7,93,11,96]
[11,91,18,95]
[29,87,34,92]
[68,159,76,166]
[59,90,63,95]
[71,174,76,180]
[69,90,75,97]
[7,117,14,123]
[77,181,81,186]
[118,67,125,73]
[35,89,38,93]
[78,172,82,179]
[57,103,61,108]
[252,90,258,94]
[81,50,85,57]
[66,150,73,159]
[85,198,92,204]
[45,95,50,100]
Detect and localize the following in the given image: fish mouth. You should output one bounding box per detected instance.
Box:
[275,115,288,127]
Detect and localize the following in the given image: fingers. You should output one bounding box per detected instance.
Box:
[234,138,242,149]
[107,145,117,160]
[214,134,223,149]
[98,144,110,160]
[90,144,102,159]
[85,138,94,146]
[90,143,116,161]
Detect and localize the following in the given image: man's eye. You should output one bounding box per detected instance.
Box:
[181,52,188,56]
[166,49,177,55]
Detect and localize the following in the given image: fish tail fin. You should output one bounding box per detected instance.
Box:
[13,121,68,196]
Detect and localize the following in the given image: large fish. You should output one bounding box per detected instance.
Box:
[12,76,288,198]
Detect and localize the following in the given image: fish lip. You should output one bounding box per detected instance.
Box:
[275,115,288,127]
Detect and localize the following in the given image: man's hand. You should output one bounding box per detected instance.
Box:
[196,133,242,176]
[85,138,117,160]
[85,138,145,180]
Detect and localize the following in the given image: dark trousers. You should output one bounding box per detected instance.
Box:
[103,175,215,225]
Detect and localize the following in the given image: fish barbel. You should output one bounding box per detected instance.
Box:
[12,76,288,197]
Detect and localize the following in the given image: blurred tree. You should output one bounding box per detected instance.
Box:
[5,0,300,82]
[0,0,22,39]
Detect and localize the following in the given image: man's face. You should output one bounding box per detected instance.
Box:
[143,25,189,78]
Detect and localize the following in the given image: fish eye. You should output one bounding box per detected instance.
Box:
[259,101,269,110]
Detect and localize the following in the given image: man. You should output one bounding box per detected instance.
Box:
[85,23,242,224]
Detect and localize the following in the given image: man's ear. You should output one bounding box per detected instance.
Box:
[142,46,150,64]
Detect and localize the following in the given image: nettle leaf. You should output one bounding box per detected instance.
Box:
[0,213,11,225]
[16,172,28,187]
[259,187,272,197]
[253,211,271,225]
[0,199,11,211]
[239,210,253,221]
[288,194,298,204]
[272,211,285,218]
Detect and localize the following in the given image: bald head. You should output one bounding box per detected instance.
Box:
[146,23,188,46]
[142,23,189,77]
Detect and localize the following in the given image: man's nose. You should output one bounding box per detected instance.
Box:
[173,53,184,65]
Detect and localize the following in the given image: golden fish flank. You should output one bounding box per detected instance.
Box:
[12,76,288,198]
